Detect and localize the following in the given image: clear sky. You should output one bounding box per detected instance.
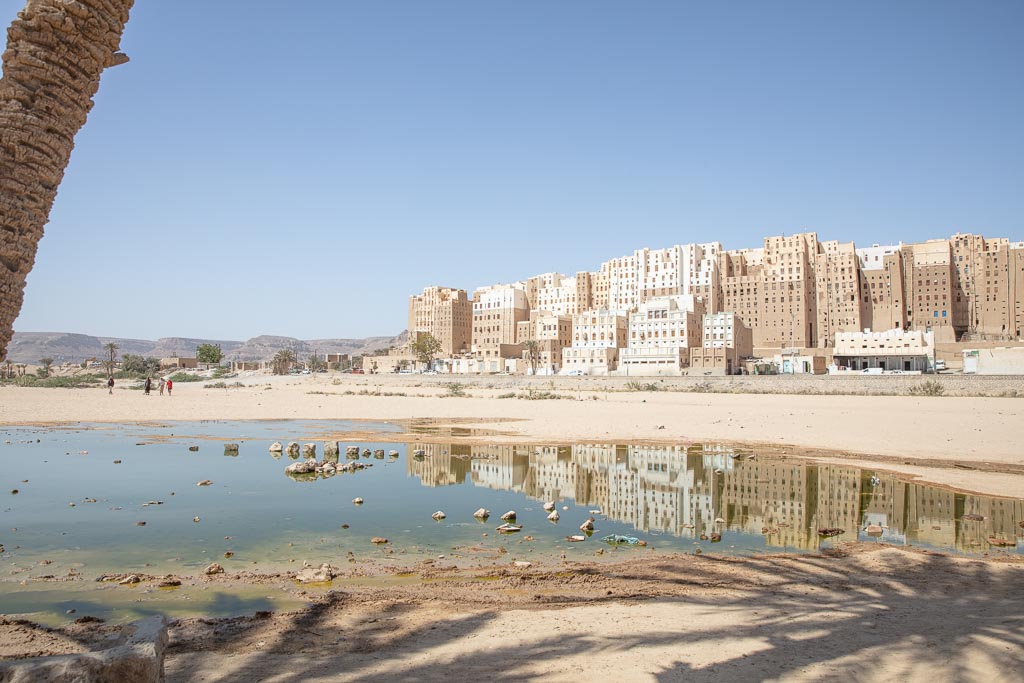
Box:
[6,0,1023,340]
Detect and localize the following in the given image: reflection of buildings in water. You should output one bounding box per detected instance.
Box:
[862,478,1024,552]
[860,475,908,544]
[906,485,958,550]
[403,442,1023,551]
[721,461,817,550]
[963,496,1024,550]
[814,465,862,538]
[405,443,473,487]
[470,445,530,492]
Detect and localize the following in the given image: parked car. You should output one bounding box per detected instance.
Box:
[349,369,364,374]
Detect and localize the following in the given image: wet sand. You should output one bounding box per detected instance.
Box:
[3,545,1021,681]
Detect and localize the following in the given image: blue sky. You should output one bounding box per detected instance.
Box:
[6,0,1023,340]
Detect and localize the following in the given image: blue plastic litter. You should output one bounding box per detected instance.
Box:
[601,534,642,545]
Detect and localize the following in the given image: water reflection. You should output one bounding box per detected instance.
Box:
[406,443,1023,554]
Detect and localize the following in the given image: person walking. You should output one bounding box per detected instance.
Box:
[144,377,152,395]
[158,377,166,395]
[166,378,173,396]
[107,377,114,394]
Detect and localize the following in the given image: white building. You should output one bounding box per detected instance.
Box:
[619,295,704,375]
[833,328,935,372]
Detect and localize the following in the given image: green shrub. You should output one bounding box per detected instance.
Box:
[204,381,246,389]
[445,382,467,397]
[908,380,944,397]
[167,372,203,382]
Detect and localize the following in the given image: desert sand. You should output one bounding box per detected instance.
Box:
[1,375,1022,680]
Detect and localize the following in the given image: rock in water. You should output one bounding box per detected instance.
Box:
[500,510,517,521]
[352,497,364,505]
[432,511,447,520]
[543,502,556,512]
[286,442,300,456]
[388,450,400,457]
[204,563,224,575]
[346,446,360,457]
[547,510,560,522]
[196,480,213,487]
[371,537,389,544]
[269,442,283,453]
[285,461,316,475]
[296,563,337,583]
[473,508,490,520]
[223,444,239,455]
[302,443,317,458]
[323,441,340,457]
[579,518,595,531]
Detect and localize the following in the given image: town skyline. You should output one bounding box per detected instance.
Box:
[406,228,1023,376]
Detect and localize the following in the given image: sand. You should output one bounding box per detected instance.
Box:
[2,373,1023,497]
[1,375,1022,680]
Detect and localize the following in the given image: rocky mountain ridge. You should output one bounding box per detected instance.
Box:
[4,331,407,364]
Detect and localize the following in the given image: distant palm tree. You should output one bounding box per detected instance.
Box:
[273,349,297,375]
[104,342,119,379]
[38,357,54,377]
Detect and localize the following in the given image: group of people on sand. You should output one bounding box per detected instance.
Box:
[141,376,173,396]
[105,375,175,395]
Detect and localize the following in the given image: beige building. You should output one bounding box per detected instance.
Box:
[561,309,628,375]
[857,244,906,332]
[689,311,753,375]
[471,284,529,361]
[517,311,573,375]
[904,240,957,342]
[815,240,862,347]
[159,357,198,370]
[408,286,472,356]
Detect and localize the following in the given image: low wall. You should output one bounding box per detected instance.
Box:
[392,372,1024,397]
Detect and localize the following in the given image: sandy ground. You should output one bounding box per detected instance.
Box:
[2,376,1023,680]
[2,374,1023,497]
[3,545,1021,681]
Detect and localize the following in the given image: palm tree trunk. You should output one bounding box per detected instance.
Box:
[0,0,134,359]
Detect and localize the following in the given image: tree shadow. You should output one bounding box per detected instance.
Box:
[161,549,1023,681]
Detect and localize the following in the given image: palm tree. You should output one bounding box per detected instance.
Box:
[0,1,135,360]
[104,342,119,379]
[38,357,54,377]
[523,340,541,375]
[272,349,297,375]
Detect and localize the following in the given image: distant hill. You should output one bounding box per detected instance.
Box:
[4,331,406,364]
